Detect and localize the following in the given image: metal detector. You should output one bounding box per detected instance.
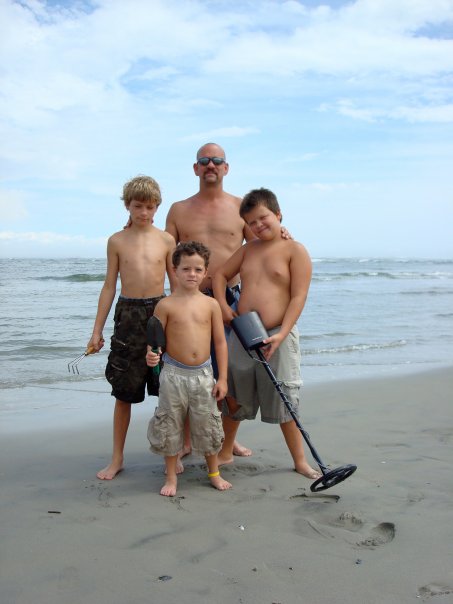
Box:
[230,312,357,492]
[147,316,166,376]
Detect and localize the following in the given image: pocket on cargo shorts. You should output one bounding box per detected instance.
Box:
[147,409,170,453]
[105,337,130,385]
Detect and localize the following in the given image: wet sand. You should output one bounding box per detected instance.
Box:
[1,367,452,604]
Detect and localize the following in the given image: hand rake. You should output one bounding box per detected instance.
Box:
[68,346,95,374]
[231,312,357,492]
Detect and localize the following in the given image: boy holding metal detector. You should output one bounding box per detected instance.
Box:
[146,241,232,497]
[212,188,322,481]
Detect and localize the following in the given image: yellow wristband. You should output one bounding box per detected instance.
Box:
[208,471,220,478]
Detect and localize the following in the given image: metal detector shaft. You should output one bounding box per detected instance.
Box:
[255,348,329,474]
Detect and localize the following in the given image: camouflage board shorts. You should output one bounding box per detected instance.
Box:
[105,294,165,404]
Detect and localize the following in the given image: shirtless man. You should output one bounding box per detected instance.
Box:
[165,142,254,464]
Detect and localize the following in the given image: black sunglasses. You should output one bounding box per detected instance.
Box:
[197,157,226,166]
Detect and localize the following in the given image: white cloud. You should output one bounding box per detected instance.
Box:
[0,231,107,245]
[0,231,108,258]
[0,0,452,258]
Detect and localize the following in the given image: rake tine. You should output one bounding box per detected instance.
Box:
[68,353,85,373]
[68,346,95,374]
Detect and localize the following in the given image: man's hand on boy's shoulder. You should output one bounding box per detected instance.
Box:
[280,226,293,240]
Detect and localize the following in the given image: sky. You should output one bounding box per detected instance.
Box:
[0,0,452,259]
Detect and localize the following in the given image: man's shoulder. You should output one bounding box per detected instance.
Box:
[168,194,196,209]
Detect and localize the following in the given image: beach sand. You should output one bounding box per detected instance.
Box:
[1,367,453,604]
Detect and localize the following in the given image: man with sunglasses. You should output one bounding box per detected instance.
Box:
[166,143,292,470]
[165,142,255,468]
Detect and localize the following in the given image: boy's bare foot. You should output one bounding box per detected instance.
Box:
[160,477,177,497]
[295,462,322,480]
[96,462,124,480]
[209,473,232,491]
[233,441,252,457]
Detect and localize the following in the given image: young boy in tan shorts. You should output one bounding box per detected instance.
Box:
[213,188,321,481]
[87,175,175,480]
[146,241,232,497]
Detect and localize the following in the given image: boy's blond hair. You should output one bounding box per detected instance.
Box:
[121,175,162,208]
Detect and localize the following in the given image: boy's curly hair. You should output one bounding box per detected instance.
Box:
[172,241,210,268]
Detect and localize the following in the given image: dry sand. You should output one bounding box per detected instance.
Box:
[1,367,453,604]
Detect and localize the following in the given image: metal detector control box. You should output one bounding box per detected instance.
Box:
[231,311,269,350]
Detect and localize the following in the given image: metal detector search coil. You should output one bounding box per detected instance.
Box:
[230,312,357,492]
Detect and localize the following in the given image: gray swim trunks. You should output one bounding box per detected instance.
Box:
[226,325,302,424]
[147,358,224,457]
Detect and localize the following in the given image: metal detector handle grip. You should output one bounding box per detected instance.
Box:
[151,348,160,376]
[147,316,166,377]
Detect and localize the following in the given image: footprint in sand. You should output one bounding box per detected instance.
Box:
[407,490,425,504]
[229,462,267,476]
[97,487,112,508]
[289,492,340,504]
[417,583,453,601]
[333,511,364,532]
[357,521,395,548]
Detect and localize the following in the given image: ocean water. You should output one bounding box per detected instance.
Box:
[0,257,452,420]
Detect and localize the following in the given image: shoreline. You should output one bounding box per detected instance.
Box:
[1,362,451,436]
[1,366,453,603]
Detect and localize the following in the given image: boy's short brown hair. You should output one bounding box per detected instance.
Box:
[121,175,162,208]
[239,187,282,221]
[172,241,210,268]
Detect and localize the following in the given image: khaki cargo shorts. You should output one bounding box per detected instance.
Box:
[226,325,302,424]
[147,363,224,457]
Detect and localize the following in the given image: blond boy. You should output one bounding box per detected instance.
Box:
[213,188,321,481]
[88,175,175,480]
[146,241,232,497]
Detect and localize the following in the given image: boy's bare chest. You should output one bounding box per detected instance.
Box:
[242,246,290,284]
[121,235,166,267]
[168,299,211,328]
